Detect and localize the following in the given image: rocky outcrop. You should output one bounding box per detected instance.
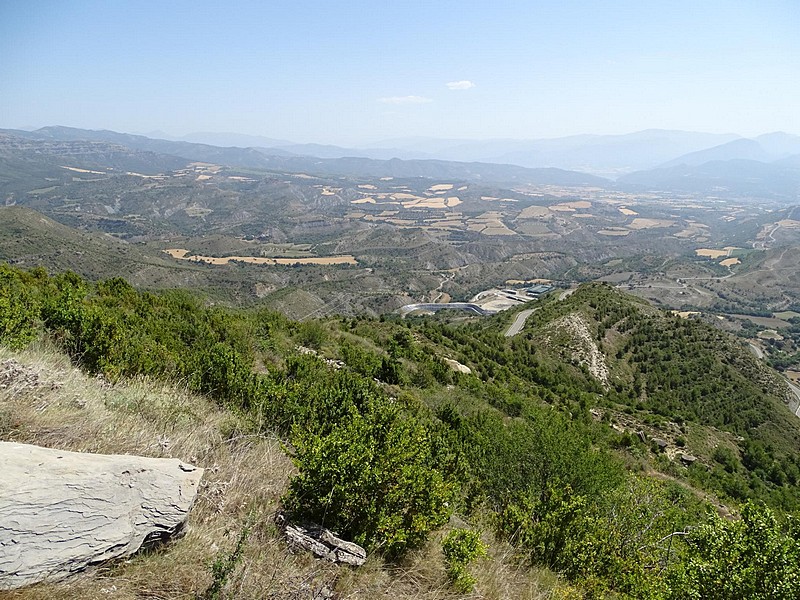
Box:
[0,442,204,590]
[544,313,610,386]
[276,513,367,566]
[443,358,471,374]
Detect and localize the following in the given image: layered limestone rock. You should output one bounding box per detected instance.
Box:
[276,512,367,566]
[0,442,204,590]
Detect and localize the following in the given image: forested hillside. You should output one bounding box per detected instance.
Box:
[2,264,800,598]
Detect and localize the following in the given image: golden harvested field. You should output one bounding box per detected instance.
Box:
[695,247,740,259]
[628,218,675,229]
[598,228,630,236]
[674,221,710,239]
[518,206,551,219]
[466,212,515,235]
[60,166,106,175]
[720,257,741,267]
[549,200,592,212]
[400,196,460,209]
[427,183,453,191]
[696,248,727,258]
[164,249,357,266]
[619,207,638,216]
[164,248,190,259]
[674,311,702,318]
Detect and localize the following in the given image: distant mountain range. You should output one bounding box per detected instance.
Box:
[153,129,747,176]
[620,133,800,197]
[363,130,745,176]
[619,159,800,198]
[2,125,800,199]
[660,133,800,168]
[0,127,606,187]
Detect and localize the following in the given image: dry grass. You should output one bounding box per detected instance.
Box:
[0,344,575,599]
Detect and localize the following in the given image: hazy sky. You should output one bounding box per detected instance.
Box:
[1,1,798,144]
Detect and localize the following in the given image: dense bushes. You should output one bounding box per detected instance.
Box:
[3,265,800,597]
[0,264,43,349]
[0,265,457,558]
[667,502,800,599]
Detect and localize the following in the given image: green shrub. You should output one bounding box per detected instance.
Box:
[295,320,326,350]
[282,392,456,557]
[442,528,487,593]
[0,265,42,349]
[194,342,253,407]
[667,502,800,599]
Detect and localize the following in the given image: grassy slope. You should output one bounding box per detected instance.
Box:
[0,344,578,600]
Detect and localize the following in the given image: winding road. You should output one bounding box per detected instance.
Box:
[505,309,536,337]
[747,342,800,418]
[504,287,577,337]
[399,302,491,316]
[786,379,800,418]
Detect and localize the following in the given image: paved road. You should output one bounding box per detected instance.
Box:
[505,309,536,337]
[559,288,576,301]
[747,342,800,418]
[400,302,491,316]
[786,379,800,418]
[505,288,575,336]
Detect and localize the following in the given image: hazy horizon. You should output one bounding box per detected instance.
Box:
[2,1,799,146]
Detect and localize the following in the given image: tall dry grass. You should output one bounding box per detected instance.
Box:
[0,343,577,599]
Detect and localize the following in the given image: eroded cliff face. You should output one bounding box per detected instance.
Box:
[544,312,610,386]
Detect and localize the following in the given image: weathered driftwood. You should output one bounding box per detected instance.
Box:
[277,513,367,566]
[0,442,204,590]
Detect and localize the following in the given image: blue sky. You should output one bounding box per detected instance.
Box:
[1,1,798,144]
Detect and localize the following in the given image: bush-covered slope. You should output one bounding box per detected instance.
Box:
[2,265,800,598]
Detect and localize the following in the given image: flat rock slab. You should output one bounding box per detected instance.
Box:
[0,442,204,590]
